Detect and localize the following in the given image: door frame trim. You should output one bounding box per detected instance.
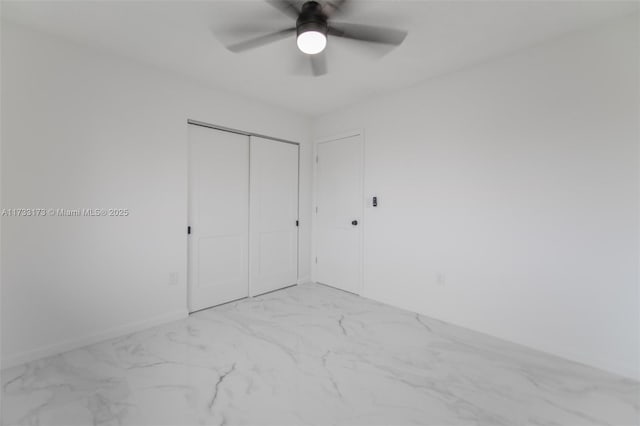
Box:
[311,129,365,295]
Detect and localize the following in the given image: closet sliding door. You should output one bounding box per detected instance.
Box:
[188,125,249,312]
[249,137,299,296]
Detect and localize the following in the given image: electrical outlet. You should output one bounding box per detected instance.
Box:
[169,272,179,286]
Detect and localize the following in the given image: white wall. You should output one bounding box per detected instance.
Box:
[313,15,639,380]
[0,22,312,368]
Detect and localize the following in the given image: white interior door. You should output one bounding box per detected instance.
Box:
[315,134,363,294]
[188,125,249,312]
[249,136,299,296]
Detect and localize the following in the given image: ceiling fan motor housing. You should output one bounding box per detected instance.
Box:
[296,1,328,37]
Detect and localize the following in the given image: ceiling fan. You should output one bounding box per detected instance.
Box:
[222,0,408,76]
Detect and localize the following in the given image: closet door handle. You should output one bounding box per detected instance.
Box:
[351,220,358,226]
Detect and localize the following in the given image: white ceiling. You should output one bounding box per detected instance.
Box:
[2,0,637,117]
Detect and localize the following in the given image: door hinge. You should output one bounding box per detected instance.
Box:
[315,206,318,214]
[315,257,318,264]
[316,155,318,164]
[296,220,299,227]
[187,226,191,235]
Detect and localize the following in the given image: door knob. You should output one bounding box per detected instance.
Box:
[351,220,358,226]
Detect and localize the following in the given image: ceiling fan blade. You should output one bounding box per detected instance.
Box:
[265,0,300,19]
[322,0,349,17]
[226,28,296,53]
[328,22,407,46]
[310,52,327,76]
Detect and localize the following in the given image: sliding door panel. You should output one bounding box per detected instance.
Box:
[249,137,299,296]
[188,125,249,312]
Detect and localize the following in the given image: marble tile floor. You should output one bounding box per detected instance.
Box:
[1,283,638,426]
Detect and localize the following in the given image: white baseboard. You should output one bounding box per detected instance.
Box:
[368,293,640,381]
[1,310,188,370]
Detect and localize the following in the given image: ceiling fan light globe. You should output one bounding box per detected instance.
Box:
[297,31,327,55]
